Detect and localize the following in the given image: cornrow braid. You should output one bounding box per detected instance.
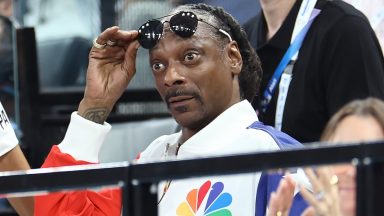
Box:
[175,3,262,102]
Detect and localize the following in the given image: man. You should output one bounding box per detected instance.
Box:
[244,0,384,143]
[34,4,304,215]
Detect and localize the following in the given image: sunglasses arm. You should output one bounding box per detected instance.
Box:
[218,29,233,42]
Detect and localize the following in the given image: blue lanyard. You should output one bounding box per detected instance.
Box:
[259,10,320,113]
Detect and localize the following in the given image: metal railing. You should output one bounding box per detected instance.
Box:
[0,141,383,215]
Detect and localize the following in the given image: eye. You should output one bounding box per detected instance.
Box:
[183,52,199,63]
[152,62,166,73]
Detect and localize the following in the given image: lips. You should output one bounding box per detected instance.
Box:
[338,186,355,191]
[164,88,200,110]
[168,95,194,103]
[337,181,355,192]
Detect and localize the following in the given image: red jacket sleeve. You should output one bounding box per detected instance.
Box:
[34,146,122,216]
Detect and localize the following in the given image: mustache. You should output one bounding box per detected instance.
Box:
[164,88,201,104]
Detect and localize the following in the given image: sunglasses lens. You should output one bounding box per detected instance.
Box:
[170,11,198,38]
[138,20,163,49]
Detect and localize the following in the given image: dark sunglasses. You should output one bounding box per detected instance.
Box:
[137,11,233,49]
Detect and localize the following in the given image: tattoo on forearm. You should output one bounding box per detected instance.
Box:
[82,108,109,124]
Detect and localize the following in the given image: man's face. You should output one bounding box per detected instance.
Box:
[149,26,241,131]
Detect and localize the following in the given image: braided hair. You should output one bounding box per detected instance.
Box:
[172,3,262,102]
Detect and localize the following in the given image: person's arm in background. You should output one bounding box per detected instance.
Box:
[0,146,33,216]
[34,27,140,216]
[0,102,33,216]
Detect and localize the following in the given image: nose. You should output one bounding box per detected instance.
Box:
[164,61,185,87]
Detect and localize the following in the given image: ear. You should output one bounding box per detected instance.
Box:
[226,41,242,76]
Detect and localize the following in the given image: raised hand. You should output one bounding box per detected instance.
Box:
[267,175,296,216]
[300,167,342,216]
[78,26,140,123]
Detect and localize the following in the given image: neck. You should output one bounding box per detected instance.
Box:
[180,128,195,144]
[178,84,242,143]
[260,0,296,40]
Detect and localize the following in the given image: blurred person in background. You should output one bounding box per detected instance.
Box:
[0,4,34,215]
[0,0,12,17]
[267,97,384,216]
[0,100,33,216]
[243,0,384,143]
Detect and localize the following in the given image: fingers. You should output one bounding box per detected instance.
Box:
[90,26,141,69]
[299,171,329,216]
[93,26,139,50]
[112,29,140,45]
[300,167,342,216]
[283,176,296,197]
[300,186,332,216]
[267,176,296,216]
[317,167,333,189]
[93,26,118,48]
[90,26,140,61]
[268,192,280,216]
[122,40,141,77]
[299,184,318,207]
[276,176,295,209]
[304,168,323,194]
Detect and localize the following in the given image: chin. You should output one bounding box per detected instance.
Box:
[177,119,204,131]
[341,206,356,216]
[340,198,355,216]
[174,112,198,126]
[175,114,208,131]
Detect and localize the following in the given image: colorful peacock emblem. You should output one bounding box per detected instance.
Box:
[176,180,232,216]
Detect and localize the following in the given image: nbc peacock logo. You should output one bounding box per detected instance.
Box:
[176,180,232,216]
